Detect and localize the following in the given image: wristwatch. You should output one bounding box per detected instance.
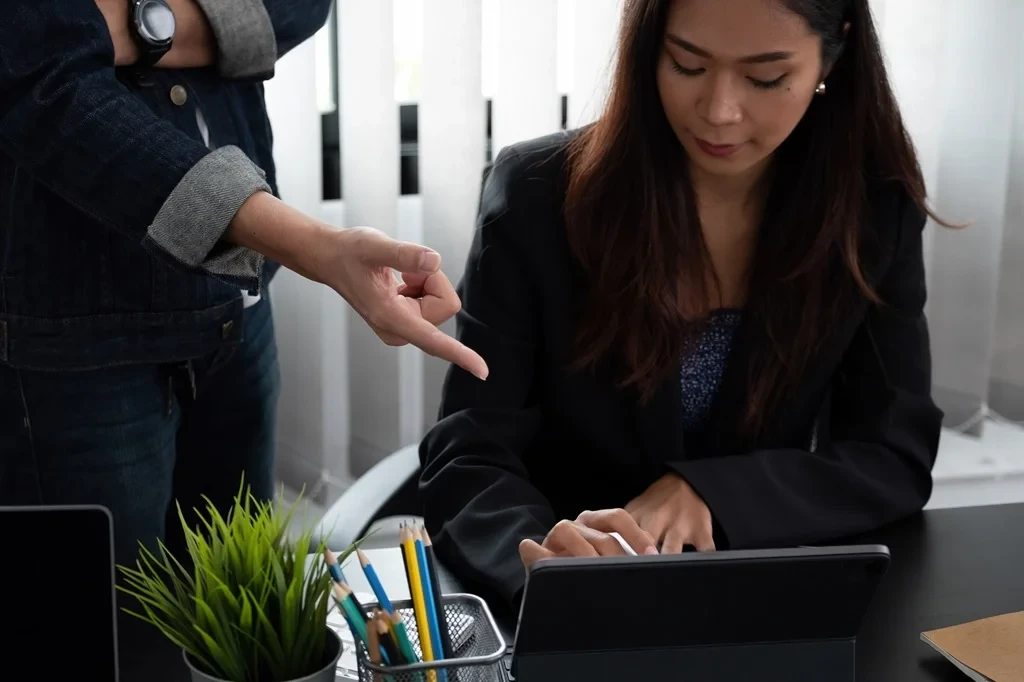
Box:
[129,0,176,68]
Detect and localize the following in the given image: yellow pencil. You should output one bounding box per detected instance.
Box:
[401,525,437,682]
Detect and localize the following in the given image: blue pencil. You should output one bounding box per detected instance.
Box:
[357,548,394,613]
[414,526,448,682]
[324,548,347,584]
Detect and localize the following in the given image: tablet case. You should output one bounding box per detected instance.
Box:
[510,545,889,682]
[513,638,855,682]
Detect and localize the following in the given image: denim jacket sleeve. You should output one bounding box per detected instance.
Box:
[0,1,269,292]
[195,0,335,80]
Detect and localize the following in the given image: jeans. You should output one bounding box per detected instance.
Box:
[0,295,280,681]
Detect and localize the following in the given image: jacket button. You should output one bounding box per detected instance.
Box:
[222,320,234,339]
[169,85,188,106]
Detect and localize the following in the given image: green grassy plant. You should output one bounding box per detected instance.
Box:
[117,481,356,681]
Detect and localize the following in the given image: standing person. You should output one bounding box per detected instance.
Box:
[420,0,946,614]
[0,4,487,675]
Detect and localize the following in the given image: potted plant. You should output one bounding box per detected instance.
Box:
[118,481,352,682]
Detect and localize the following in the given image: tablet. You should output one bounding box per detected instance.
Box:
[1,505,119,681]
[512,544,890,662]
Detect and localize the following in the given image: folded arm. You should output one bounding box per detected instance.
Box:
[96,0,216,68]
[195,0,334,78]
[668,195,943,549]
[1,1,270,290]
[419,148,556,609]
[97,0,333,78]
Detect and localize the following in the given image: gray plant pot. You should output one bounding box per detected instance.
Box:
[183,627,343,682]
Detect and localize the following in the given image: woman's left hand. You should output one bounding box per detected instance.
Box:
[624,473,716,554]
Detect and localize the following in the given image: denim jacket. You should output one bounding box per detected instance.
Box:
[0,0,333,370]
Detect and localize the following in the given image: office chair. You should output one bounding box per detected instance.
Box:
[313,444,423,551]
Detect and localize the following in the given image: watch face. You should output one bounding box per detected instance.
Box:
[137,0,175,44]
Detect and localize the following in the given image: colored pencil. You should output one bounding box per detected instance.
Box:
[414,526,448,682]
[368,609,384,682]
[347,589,371,623]
[325,550,371,622]
[401,525,437,682]
[389,609,420,668]
[333,583,369,645]
[324,547,347,584]
[398,523,415,597]
[335,582,390,665]
[421,528,454,658]
[375,612,404,665]
[358,548,395,613]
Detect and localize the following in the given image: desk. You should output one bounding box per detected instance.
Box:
[850,503,1024,681]
[359,504,1024,682]
[127,503,1024,681]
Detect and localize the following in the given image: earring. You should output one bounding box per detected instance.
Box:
[815,81,827,95]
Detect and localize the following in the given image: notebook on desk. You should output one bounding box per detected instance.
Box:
[921,611,1024,682]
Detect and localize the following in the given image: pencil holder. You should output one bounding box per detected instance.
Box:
[355,593,507,682]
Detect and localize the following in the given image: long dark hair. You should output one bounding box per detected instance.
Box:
[565,0,944,440]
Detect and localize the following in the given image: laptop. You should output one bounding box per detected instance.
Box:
[1,505,119,681]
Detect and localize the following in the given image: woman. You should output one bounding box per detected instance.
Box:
[419,0,946,612]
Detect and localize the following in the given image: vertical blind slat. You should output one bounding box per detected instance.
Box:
[420,0,486,429]
[492,0,561,154]
[568,0,622,128]
[338,0,408,473]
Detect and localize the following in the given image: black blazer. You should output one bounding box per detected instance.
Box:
[419,132,944,611]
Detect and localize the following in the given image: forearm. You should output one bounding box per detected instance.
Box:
[420,413,556,608]
[97,0,216,68]
[225,191,339,287]
[163,0,217,68]
[666,437,935,550]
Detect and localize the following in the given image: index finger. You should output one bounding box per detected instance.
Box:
[387,311,489,381]
[576,509,658,555]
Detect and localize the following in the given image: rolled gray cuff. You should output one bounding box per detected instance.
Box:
[146,146,269,292]
[195,0,277,79]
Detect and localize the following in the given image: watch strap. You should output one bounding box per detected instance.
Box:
[129,0,174,68]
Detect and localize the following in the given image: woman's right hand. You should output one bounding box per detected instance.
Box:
[519,509,660,569]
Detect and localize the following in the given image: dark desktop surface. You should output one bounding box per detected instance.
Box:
[492,503,1024,682]
[848,502,1024,681]
[117,503,1024,682]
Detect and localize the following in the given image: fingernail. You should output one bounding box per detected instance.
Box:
[645,546,659,555]
[419,250,441,271]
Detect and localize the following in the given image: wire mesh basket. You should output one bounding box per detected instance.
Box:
[355,593,507,682]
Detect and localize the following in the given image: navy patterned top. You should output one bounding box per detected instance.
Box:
[680,309,742,432]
